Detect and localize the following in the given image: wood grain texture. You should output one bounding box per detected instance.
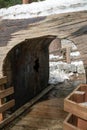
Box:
[0,11,87,77]
[64,84,87,120]
[0,87,14,99]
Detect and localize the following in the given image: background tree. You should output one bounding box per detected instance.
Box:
[0,0,44,8]
[0,0,21,8]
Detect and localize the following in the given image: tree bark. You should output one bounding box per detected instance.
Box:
[22,0,29,4]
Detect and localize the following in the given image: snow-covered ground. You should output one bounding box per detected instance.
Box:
[0,0,87,19]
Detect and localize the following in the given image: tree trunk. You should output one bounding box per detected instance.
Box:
[22,0,29,4]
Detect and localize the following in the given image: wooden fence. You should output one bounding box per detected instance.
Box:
[0,76,15,122]
[64,84,87,130]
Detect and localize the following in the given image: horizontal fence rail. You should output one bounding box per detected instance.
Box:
[0,76,15,122]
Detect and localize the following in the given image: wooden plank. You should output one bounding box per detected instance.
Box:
[0,87,14,99]
[15,117,58,129]
[33,99,64,109]
[66,47,71,63]
[63,114,81,130]
[77,118,87,130]
[34,98,64,108]
[0,85,54,129]
[64,120,79,130]
[72,91,85,103]
[64,99,87,120]
[30,106,64,114]
[64,84,87,120]
[0,84,5,121]
[0,77,7,85]
[80,85,87,92]
[8,126,38,130]
[0,99,15,113]
[27,109,66,120]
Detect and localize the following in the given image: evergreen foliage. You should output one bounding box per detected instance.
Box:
[0,0,21,8]
[0,0,44,8]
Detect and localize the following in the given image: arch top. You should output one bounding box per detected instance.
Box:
[0,35,56,78]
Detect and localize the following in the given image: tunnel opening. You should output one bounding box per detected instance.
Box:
[2,35,86,112]
[2,36,56,111]
[49,38,86,91]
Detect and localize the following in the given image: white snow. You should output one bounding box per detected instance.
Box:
[49,61,74,84]
[49,59,85,84]
[61,39,77,50]
[49,69,70,84]
[0,0,87,19]
[74,91,85,94]
[79,102,87,107]
[49,54,63,60]
[71,61,83,66]
[70,51,80,57]
[49,39,85,84]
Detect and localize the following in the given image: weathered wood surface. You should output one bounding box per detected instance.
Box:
[0,11,87,77]
[0,100,15,113]
[64,114,81,130]
[0,76,15,122]
[0,77,7,85]
[0,77,8,121]
[5,98,67,130]
[0,85,54,129]
[0,87,14,99]
[64,113,87,130]
[64,84,87,120]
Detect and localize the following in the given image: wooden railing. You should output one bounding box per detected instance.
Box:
[64,84,87,130]
[0,76,15,122]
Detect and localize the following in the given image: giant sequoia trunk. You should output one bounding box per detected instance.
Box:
[22,0,32,4]
[3,36,56,110]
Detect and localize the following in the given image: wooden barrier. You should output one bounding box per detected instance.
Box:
[65,47,71,63]
[64,84,87,130]
[0,85,54,129]
[64,84,87,120]
[0,76,15,122]
[64,114,87,130]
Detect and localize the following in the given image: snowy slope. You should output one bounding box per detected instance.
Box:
[0,0,87,19]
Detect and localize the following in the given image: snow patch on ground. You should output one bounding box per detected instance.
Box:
[49,60,85,85]
[49,54,63,60]
[0,0,87,19]
[49,39,85,85]
[70,51,80,57]
[61,39,77,50]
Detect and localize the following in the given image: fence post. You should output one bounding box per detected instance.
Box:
[0,77,15,122]
[0,77,7,121]
[66,47,71,63]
